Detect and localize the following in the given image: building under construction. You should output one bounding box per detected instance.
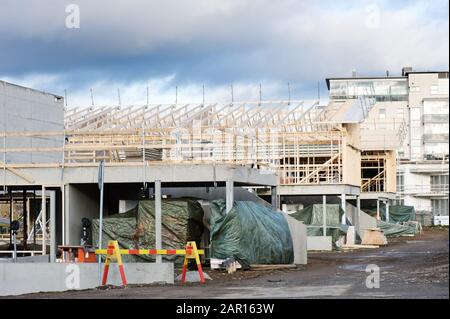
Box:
[0,68,448,295]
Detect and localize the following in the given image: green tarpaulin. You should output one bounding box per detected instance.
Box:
[364,205,415,223]
[376,220,418,237]
[209,200,294,267]
[290,204,348,244]
[92,199,204,263]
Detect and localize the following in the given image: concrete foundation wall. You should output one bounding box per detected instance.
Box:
[307,236,332,251]
[0,262,174,296]
[283,214,307,264]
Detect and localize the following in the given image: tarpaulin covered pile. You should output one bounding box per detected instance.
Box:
[290,204,348,244]
[209,200,294,267]
[376,220,418,237]
[365,205,415,223]
[92,199,204,263]
[364,205,419,237]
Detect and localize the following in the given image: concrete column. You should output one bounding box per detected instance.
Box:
[155,180,162,263]
[385,200,390,223]
[341,193,346,225]
[226,179,234,214]
[50,191,56,263]
[356,195,361,235]
[376,199,380,220]
[322,195,327,237]
[271,186,278,210]
[41,186,46,256]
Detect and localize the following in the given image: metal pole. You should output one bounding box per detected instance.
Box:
[155,180,162,263]
[9,189,12,246]
[288,82,291,105]
[97,161,105,285]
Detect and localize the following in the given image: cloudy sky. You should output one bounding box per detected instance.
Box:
[0,0,448,106]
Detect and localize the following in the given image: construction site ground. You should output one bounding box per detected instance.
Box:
[10,227,449,299]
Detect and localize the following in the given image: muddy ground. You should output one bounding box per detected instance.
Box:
[9,227,449,299]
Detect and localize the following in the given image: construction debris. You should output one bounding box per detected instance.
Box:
[361,228,388,246]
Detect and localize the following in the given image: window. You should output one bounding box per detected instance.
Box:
[432,199,449,216]
[431,175,449,192]
[397,172,404,192]
[431,85,439,95]
[410,86,420,92]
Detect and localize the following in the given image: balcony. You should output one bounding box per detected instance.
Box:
[397,184,449,197]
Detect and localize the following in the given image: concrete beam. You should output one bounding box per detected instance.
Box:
[359,192,396,200]
[0,164,277,188]
[278,184,360,196]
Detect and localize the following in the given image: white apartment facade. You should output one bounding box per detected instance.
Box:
[326,68,449,225]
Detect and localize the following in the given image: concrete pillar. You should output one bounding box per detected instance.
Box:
[50,191,56,263]
[226,179,234,214]
[322,195,327,237]
[271,186,278,210]
[356,195,361,235]
[341,193,346,225]
[155,180,162,263]
[376,199,380,220]
[41,186,46,256]
[386,200,390,223]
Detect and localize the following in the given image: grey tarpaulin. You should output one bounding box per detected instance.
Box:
[290,204,348,244]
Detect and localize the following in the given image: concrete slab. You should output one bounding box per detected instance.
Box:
[307,236,333,251]
[0,262,174,296]
[278,184,360,196]
[0,164,277,187]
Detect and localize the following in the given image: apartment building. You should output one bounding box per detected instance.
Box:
[326,68,449,225]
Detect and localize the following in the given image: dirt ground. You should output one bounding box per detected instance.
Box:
[10,227,449,299]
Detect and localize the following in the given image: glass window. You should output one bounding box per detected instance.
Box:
[432,199,449,216]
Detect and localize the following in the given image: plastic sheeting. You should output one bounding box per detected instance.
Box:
[92,199,204,263]
[209,200,294,267]
[365,205,415,223]
[290,204,348,244]
[376,220,418,237]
